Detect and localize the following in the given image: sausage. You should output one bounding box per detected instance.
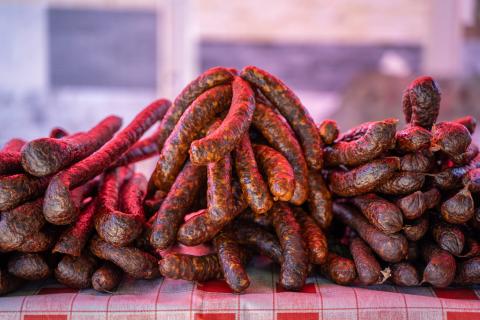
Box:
[325,119,397,167]
[52,199,96,256]
[432,220,465,256]
[308,172,333,231]
[92,262,123,293]
[94,167,134,245]
[292,207,328,265]
[190,77,255,164]
[159,253,223,281]
[454,115,477,134]
[271,202,308,291]
[90,235,159,279]
[396,188,441,220]
[350,193,403,234]
[251,101,309,205]
[333,202,408,262]
[54,253,97,289]
[43,101,165,225]
[463,167,480,192]
[234,130,262,217]
[0,269,23,296]
[329,157,400,197]
[421,242,456,288]
[49,127,69,139]
[320,252,357,285]
[402,76,441,130]
[177,180,247,246]
[0,174,51,212]
[253,144,294,202]
[7,253,50,281]
[457,237,480,258]
[155,67,234,158]
[241,66,323,170]
[403,215,429,241]
[231,220,283,264]
[213,231,250,293]
[431,122,472,161]
[150,160,206,250]
[400,151,434,172]
[440,187,474,224]
[395,126,432,153]
[0,198,45,251]
[2,138,26,152]
[111,99,171,167]
[452,143,479,165]
[349,237,383,285]
[390,262,419,286]
[374,172,425,195]
[16,230,55,253]
[318,119,339,145]
[96,171,147,247]
[151,85,232,191]
[0,151,22,175]
[204,120,234,222]
[21,115,122,177]
[455,256,480,285]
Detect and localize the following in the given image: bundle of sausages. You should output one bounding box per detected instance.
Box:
[0,66,477,296]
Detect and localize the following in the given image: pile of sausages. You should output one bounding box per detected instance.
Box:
[0,66,478,296]
[327,77,480,287]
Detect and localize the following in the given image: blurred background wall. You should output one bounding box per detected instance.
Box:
[1,0,479,146]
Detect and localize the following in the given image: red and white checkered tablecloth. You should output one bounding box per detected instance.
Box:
[1,256,480,320]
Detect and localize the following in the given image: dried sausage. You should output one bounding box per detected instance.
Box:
[402,76,441,130]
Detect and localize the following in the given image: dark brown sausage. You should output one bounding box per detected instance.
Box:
[390,262,419,286]
[349,237,383,285]
[0,174,51,212]
[271,202,308,291]
[292,207,328,265]
[150,160,206,250]
[0,269,23,296]
[400,151,434,172]
[252,101,309,205]
[455,256,480,285]
[253,144,294,202]
[395,126,432,153]
[190,77,255,164]
[241,66,323,170]
[329,157,400,197]
[90,235,159,279]
[43,101,165,225]
[54,254,97,289]
[421,242,456,288]
[432,220,465,256]
[325,119,397,167]
[402,76,441,130]
[7,253,50,280]
[213,231,250,293]
[151,85,232,191]
[155,67,234,158]
[235,133,273,214]
[231,220,283,264]
[403,215,429,241]
[374,172,425,195]
[159,253,223,281]
[307,170,333,230]
[396,188,441,220]
[431,122,472,161]
[350,193,403,234]
[92,262,123,293]
[321,252,357,285]
[333,202,408,262]
[21,115,122,177]
[440,187,474,224]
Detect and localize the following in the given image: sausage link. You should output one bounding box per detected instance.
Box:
[159,253,223,281]
[402,76,441,130]
[292,207,328,265]
[349,237,383,285]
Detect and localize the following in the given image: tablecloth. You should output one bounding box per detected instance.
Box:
[1,256,480,320]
